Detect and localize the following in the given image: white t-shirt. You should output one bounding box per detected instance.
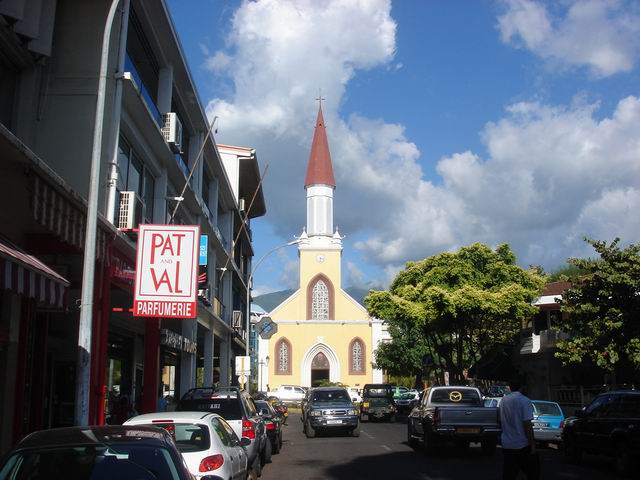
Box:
[499,391,534,449]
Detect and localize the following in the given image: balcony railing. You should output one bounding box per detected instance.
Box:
[124,53,162,127]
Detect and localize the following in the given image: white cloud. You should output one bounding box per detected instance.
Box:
[204,0,640,287]
[498,0,640,77]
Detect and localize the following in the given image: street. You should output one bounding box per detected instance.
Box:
[262,414,620,480]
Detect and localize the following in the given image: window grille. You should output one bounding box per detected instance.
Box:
[311,280,329,320]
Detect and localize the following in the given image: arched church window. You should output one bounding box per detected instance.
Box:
[312,280,330,320]
[349,338,366,375]
[274,338,291,375]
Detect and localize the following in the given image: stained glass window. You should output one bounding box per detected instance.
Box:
[352,340,363,372]
[312,280,329,320]
[277,340,289,373]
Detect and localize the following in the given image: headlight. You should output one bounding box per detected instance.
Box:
[310,410,322,417]
[347,409,357,415]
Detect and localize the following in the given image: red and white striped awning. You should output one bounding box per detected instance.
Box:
[0,238,69,308]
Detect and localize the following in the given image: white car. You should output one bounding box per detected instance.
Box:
[125,411,250,480]
[347,387,362,403]
[270,385,305,403]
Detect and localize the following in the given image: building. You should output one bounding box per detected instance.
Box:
[259,105,387,390]
[0,0,264,454]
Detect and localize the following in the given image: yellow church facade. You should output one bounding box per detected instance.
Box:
[259,105,386,389]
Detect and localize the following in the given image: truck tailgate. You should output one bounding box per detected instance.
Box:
[438,407,499,427]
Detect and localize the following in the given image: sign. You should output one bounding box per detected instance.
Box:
[238,374,247,385]
[160,329,197,354]
[199,235,208,266]
[235,355,251,375]
[134,224,200,318]
[259,321,278,340]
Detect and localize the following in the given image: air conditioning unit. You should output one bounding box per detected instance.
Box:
[162,112,182,153]
[117,191,145,230]
[232,310,243,329]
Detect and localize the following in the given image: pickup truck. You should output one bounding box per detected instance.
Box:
[407,386,500,455]
[270,384,306,404]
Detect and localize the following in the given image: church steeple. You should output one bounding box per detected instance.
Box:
[304,105,336,187]
[305,102,336,237]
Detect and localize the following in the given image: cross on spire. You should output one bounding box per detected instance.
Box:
[316,89,325,109]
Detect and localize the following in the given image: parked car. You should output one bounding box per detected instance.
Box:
[562,390,640,476]
[391,386,409,399]
[347,387,362,403]
[360,384,396,422]
[486,384,511,397]
[483,397,503,408]
[302,387,360,438]
[176,387,269,477]
[0,425,193,480]
[408,386,501,455]
[124,411,251,480]
[396,392,420,413]
[269,385,306,404]
[531,400,564,447]
[255,401,284,454]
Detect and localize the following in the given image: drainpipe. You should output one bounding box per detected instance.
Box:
[75,0,122,427]
[105,0,130,224]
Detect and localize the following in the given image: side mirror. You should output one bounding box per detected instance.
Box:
[240,437,252,447]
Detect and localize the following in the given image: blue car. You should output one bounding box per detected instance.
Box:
[532,400,565,446]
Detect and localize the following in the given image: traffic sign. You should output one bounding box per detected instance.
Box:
[259,321,278,339]
[133,224,200,318]
[238,374,247,385]
[235,355,251,375]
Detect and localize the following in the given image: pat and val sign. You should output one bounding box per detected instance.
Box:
[134,224,200,318]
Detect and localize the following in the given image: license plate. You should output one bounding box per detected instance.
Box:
[457,427,480,434]
[534,422,549,428]
[326,419,342,424]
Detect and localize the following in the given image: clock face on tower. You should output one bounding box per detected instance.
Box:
[316,255,325,263]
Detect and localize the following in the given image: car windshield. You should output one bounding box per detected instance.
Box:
[312,390,350,402]
[533,402,562,416]
[0,444,180,480]
[141,423,210,453]
[177,397,242,420]
[363,387,391,397]
[399,393,415,400]
[430,388,481,405]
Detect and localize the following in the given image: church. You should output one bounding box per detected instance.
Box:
[258,105,387,389]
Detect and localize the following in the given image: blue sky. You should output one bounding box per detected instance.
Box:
[167,0,640,295]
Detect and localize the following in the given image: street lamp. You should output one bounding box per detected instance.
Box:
[244,240,300,391]
[259,355,270,392]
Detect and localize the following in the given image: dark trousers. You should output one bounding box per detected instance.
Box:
[502,447,540,480]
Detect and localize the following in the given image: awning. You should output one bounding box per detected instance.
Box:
[0,238,70,308]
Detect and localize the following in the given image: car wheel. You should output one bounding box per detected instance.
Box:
[564,438,582,463]
[246,468,259,480]
[272,437,280,454]
[305,420,316,438]
[407,422,418,448]
[615,445,632,477]
[261,437,272,464]
[252,455,262,478]
[351,425,360,437]
[481,441,497,456]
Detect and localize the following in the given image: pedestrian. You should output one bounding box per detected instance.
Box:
[499,376,539,480]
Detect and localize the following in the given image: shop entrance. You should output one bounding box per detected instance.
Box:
[310,352,330,387]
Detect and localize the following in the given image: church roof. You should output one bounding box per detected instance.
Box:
[304,106,336,188]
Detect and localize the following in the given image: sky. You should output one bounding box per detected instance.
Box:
[166,0,640,295]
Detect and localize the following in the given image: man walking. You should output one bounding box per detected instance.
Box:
[500,377,539,480]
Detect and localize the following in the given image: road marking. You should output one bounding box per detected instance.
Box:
[381,444,392,451]
[361,431,374,439]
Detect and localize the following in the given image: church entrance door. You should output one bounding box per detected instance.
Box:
[310,352,330,387]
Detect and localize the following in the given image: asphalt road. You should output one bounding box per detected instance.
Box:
[261,413,621,480]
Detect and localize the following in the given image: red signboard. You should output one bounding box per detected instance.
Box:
[133,224,200,318]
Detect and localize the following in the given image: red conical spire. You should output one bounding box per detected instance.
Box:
[304,105,336,188]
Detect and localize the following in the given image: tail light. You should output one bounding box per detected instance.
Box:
[266,421,276,431]
[242,419,256,439]
[199,454,224,472]
[559,420,565,429]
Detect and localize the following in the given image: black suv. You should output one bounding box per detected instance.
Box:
[302,387,360,438]
[177,387,269,476]
[563,390,640,476]
[360,383,396,422]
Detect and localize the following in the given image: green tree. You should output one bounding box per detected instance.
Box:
[367,243,544,384]
[555,238,640,375]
